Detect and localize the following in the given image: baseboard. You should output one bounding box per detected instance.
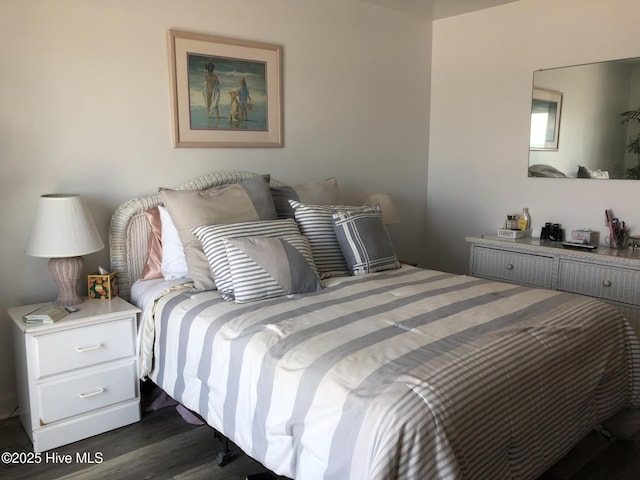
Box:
[0,393,18,420]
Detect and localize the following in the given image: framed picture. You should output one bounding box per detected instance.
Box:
[167,30,283,148]
[529,88,562,151]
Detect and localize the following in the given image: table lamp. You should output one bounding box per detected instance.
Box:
[26,194,105,305]
[364,193,401,225]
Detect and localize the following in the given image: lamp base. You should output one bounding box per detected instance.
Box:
[49,256,85,306]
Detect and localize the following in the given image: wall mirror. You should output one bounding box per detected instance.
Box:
[528,56,640,179]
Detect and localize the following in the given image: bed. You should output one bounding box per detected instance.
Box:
[110,170,640,480]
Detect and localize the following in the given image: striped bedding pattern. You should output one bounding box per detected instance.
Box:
[139,266,640,480]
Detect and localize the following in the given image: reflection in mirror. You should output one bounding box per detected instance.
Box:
[530,88,562,151]
[528,57,640,179]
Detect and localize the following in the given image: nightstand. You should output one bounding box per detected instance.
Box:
[9,297,141,452]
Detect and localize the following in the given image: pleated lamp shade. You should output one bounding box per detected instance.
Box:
[27,194,104,305]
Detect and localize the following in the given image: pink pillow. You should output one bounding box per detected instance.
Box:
[140,207,163,280]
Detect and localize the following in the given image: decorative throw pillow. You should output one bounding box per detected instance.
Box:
[577,165,609,179]
[332,205,400,275]
[191,218,300,300]
[158,205,190,280]
[528,164,567,178]
[140,207,163,280]
[224,234,322,303]
[159,175,277,290]
[289,200,364,277]
[271,177,341,219]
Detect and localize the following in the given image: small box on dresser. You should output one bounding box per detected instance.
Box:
[570,229,599,246]
[9,296,141,452]
[87,271,119,300]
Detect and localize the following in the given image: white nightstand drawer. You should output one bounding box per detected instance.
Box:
[35,317,135,378]
[38,361,137,424]
[559,260,640,305]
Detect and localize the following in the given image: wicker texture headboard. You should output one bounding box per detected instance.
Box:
[109,171,282,300]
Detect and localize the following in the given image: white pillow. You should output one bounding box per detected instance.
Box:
[158,205,190,280]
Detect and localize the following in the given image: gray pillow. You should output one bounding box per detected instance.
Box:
[159,175,277,290]
[528,164,567,178]
[224,234,322,303]
[271,177,341,219]
[577,165,609,179]
[332,205,400,275]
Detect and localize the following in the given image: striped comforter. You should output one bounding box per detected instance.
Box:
[138,266,640,480]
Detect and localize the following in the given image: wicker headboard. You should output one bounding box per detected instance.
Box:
[109,170,283,300]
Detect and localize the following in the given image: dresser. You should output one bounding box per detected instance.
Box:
[9,297,141,452]
[466,235,640,336]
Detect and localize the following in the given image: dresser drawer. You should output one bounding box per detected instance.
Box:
[558,260,640,305]
[38,361,137,424]
[472,246,553,288]
[35,317,135,378]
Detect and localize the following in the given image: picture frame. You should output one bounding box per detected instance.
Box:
[167,30,283,148]
[529,87,562,151]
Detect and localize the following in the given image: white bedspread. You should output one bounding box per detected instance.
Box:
[135,266,640,480]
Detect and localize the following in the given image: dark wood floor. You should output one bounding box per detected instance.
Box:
[0,396,280,480]
[1,391,640,479]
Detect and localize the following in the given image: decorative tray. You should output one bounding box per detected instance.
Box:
[497,228,531,239]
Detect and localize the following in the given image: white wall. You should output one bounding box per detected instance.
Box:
[427,0,640,275]
[0,0,432,418]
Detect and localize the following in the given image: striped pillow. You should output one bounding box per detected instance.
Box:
[191,219,300,301]
[224,235,322,303]
[289,200,363,277]
[332,205,400,275]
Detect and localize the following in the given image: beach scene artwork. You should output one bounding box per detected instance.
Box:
[188,54,268,131]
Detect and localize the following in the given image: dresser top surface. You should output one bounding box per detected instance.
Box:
[467,234,640,268]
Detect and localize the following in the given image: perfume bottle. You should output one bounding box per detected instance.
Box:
[518,208,530,230]
[505,214,519,230]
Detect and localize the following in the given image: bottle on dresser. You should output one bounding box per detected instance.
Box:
[518,208,530,231]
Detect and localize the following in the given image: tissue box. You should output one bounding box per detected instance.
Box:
[88,271,119,300]
[570,229,599,246]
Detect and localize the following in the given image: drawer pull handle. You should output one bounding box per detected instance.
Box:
[506,264,514,270]
[603,279,612,287]
[76,343,103,353]
[78,388,105,399]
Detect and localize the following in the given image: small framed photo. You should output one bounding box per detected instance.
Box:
[530,87,562,151]
[167,30,283,148]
